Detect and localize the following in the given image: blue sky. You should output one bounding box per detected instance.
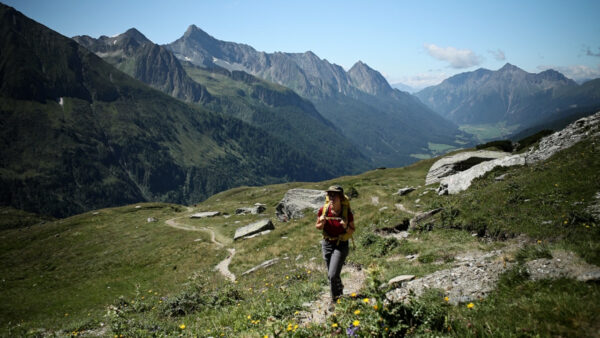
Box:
[4,0,600,89]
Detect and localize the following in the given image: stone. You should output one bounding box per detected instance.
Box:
[438,154,526,195]
[275,189,325,221]
[495,174,507,181]
[379,207,389,212]
[428,112,600,195]
[426,150,511,185]
[396,187,416,196]
[147,217,157,223]
[236,203,266,215]
[409,208,443,231]
[241,258,280,275]
[234,219,275,240]
[243,230,272,239]
[386,275,415,288]
[190,211,220,218]
[371,196,379,205]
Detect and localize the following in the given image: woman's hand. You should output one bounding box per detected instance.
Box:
[315,215,325,230]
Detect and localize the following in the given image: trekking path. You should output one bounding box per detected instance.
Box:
[165,213,236,282]
[297,263,366,327]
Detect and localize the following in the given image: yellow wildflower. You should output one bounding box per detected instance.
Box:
[247,315,252,320]
[264,336,269,338]
[444,296,449,302]
[332,323,338,328]
[467,303,475,309]
[363,298,370,303]
[294,324,298,330]
[179,324,186,329]
[373,304,379,310]
[353,320,360,326]
[351,292,357,298]
[354,309,361,315]
[337,298,341,304]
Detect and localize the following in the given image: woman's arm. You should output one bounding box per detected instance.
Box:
[315,209,325,229]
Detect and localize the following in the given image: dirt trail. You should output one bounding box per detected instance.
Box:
[298,263,366,326]
[165,215,235,281]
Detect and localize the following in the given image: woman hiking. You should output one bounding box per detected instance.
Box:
[315,185,355,303]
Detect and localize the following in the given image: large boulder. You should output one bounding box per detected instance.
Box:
[234,219,275,240]
[438,154,526,195]
[426,150,510,186]
[275,189,325,221]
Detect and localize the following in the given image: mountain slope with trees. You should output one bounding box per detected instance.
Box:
[0,4,332,217]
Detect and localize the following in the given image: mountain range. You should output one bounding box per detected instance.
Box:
[0,4,334,217]
[165,25,473,166]
[73,29,370,176]
[415,63,600,138]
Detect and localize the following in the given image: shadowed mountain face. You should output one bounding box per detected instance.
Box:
[74,29,212,104]
[166,25,472,167]
[415,64,600,128]
[0,4,334,217]
[74,30,370,175]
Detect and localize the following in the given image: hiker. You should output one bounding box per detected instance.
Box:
[315,185,355,302]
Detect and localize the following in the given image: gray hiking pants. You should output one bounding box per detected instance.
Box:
[321,239,349,300]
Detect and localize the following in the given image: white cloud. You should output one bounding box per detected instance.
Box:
[395,71,451,90]
[423,43,482,69]
[488,49,506,61]
[537,64,600,83]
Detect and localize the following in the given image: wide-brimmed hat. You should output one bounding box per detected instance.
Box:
[326,185,344,194]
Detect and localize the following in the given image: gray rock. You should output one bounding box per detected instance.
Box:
[439,154,526,195]
[386,251,511,305]
[190,211,220,218]
[524,112,600,164]
[275,189,325,221]
[396,187,416,196]
[243,230,272,239]
[147,217,157,223]
[235,203,266,215]
[234,219,275,240]
[495,173,507,181]
[429,112,600,195]
[426,150,510,186]
[409,208,443,231]
[386,275,415,288]
[241,258,280,275]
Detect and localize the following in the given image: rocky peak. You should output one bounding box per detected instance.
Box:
[498,63,524,73]
[121,28,150,44]
[347,61,392,96]
[182,24,216,43]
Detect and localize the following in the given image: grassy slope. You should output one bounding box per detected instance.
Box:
[1,136,599,336]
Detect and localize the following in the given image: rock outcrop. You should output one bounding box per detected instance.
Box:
[235,203,266,215]
[437,154,525,195]
[428,112,600,195]
[234,219,274,240]
[275,189,325,221]
[426,150,510,185]
[190,211,220,218]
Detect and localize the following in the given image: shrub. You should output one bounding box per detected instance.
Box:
[476,140,513,152]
